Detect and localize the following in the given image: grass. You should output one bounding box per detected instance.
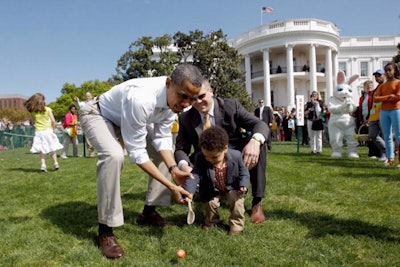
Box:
[0,141,399,266]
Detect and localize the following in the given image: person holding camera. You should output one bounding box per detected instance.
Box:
[304,91,325,155]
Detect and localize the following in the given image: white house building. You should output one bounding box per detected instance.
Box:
[230,18,400,109]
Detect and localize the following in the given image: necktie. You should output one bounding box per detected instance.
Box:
[203,113,211,131]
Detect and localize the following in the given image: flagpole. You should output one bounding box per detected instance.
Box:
[261,6,274,25]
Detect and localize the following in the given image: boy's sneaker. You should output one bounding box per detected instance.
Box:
[60,155,68,159]
[41,165,47,172]
[54,163,59,170]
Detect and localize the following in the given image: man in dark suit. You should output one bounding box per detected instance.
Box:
[254,99,273,150]
[175,79,269,224]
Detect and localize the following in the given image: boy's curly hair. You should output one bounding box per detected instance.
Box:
[199,126,229,152]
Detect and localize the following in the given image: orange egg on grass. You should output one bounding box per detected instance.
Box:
[176,249,186,258]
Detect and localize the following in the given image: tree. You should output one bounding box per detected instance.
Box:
[114,29,255,111]
[191,30,253,110]
[393,42,400,64]
[112,35,180,82]
[173,30,203,63]
[0,108,30,123]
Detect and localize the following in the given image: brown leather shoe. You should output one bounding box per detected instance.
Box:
[251,204,266,224]
[137,211,175,227]
[98,233,124,259]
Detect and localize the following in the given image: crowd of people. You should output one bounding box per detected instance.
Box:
[266,63,400,164]
[0,118,34,150]
[3,62,399,260]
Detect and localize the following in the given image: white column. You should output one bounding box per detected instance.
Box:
[325,46,333,100]
[263,49,271,107]
[244,54,252,96]
[373,56,380,73]
[332,50,338,87]
[286,44,295,107]
[351,57,357,77]
[373,56,381,87]
[309,44,317,93]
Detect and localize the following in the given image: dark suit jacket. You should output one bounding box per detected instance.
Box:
[175,97,269,165]
[254,105,273,126]
[175,97,269,198]
[185,149,250,202]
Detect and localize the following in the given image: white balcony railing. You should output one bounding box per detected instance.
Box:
[231,18,340,47]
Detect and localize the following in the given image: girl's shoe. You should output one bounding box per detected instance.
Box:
[41,165,47,172]
[54,163,59,170]
[385,158,394,167]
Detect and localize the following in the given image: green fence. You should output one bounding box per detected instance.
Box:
[0,125,83,150]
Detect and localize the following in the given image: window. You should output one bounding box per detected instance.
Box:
[339,62,346,75]
[382,60,391,68]
[360,61,368,77]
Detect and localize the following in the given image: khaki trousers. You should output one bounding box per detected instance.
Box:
[144,124,172,206]
[203,190,245,232]
[80,101,172,227]
[79,100,125,227]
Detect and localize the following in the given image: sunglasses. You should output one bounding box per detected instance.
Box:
[191,93,207,102]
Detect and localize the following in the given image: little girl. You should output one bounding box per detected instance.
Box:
[24,93,63,172]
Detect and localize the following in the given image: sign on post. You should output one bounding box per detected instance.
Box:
[296,95,304,126]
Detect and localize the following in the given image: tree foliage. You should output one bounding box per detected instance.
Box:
[0,108,30,123]
[114,29,255,111]
[49,80,113,120]
[112,35,180,83]
[191,30,253,110]
[393,42,400,64]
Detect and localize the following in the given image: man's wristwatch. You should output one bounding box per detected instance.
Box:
[251,136,263,146]
[168,164,178,173]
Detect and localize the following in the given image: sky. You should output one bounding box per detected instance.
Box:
[1,0,399,103]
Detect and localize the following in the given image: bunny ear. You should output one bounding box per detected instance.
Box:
[337,70,346,84]
[347,74,360,85]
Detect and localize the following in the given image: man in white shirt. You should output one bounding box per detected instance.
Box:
[79,64,203,260]
[74,91,93,108]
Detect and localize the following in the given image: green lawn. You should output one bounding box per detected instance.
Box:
[0,142,399,266]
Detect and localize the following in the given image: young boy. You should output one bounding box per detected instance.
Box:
[185,126,250,235]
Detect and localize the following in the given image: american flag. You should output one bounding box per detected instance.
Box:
[262,6,274,13]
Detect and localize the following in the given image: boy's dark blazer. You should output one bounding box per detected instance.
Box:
[185,148,250,202]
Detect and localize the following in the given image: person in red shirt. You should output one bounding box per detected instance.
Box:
[357,80,380,158]
[60,104,79,158]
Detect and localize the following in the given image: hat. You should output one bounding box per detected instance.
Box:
[373,69,384,75]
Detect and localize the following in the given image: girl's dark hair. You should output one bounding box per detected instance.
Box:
[384,62,400,79]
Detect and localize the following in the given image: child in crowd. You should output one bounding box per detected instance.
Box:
[185,126,250,235]
[24,93,63,172]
